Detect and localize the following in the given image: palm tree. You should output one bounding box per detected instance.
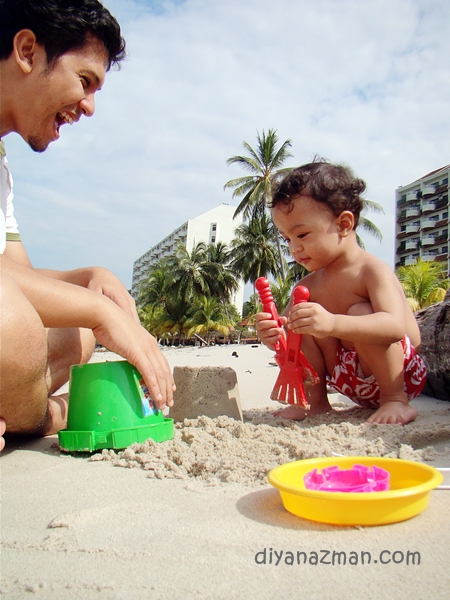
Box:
[203,241,240,302]
[230,212,283,285]
[224,129,293,220]
[186,296,236,345]
[357,199,384,247]
[147,297,192,345]
[166,241,211,303]
[224,129,293,281]
[137,258,172,313]
[269,274,296,314]
[396,258,449,311]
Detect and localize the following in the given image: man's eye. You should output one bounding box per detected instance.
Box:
[81,76,91,88]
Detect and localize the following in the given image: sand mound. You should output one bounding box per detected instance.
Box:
[90,402,450,485]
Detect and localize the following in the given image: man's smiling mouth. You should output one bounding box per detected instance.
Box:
[56,111,75,130]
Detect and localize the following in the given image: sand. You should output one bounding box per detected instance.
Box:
[1,344,450,599]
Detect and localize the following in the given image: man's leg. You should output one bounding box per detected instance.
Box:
[45,326,96,394]
[0,275,96,447]
[1,274,50,434]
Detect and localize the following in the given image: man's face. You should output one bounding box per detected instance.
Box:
[22,36,108,152]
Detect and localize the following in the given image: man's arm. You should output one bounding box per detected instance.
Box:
[4,241,138,321]
[36,266,139,321]
[1,254,174,408]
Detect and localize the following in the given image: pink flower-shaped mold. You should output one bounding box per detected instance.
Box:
[304,464,390,493]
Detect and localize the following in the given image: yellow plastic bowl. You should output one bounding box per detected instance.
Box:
[268,456,443,526]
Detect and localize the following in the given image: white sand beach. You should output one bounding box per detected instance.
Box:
[2,343,450,599]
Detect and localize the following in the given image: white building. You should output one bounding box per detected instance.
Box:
[131,204,244,311]
[395,165,449,276]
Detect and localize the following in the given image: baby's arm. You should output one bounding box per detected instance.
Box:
[288,265,407,345]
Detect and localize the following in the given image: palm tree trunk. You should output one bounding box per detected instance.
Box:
[275,235,286,282]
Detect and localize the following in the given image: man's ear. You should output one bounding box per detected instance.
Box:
[336,210,355,236]
[13,29,40,74]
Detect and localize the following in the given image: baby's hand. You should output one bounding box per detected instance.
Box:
[287,302,336,338]
[255,312,287,350]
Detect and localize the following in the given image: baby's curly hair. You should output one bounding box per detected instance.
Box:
[271,159,366,228]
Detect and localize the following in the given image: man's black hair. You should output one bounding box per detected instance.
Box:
[0,0,126,70]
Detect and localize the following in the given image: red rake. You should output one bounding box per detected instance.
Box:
[269,284,319,408]
[255,277,287,367]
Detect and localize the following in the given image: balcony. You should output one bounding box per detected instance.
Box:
[435,234,448,245]
[422,185,435,197]
[421,235,435,246]
[406,192,417,202]
[405,208,420,218]
[405,224,420,234]
[421,219,438,229]
[404,256,417,266]
[435,197,448,210]
[421,252,438,261]
[421,201,435,213]
[405,240,418,250]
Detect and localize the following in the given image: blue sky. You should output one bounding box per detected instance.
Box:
[4,0,450,296]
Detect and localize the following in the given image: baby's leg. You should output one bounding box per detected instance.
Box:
[347,303,416,425]
[273,334,335,420]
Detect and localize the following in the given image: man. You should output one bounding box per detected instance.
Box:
[0,0,175,452]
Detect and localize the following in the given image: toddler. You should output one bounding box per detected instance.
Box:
[255,160,426,425]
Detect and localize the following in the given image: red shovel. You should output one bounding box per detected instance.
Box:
[255,277,287,367]
[269,285,320,408]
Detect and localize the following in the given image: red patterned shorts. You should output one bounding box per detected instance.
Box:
[326,336,427,409]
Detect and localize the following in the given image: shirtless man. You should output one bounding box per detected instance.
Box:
[0,0,175,451]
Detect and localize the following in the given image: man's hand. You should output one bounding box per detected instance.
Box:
[92,301,175,410]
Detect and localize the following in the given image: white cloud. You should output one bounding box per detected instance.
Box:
[5,0,450,292]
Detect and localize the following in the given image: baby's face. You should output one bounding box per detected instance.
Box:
[272,195,344,271]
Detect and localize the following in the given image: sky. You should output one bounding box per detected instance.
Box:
[4,0,450,298]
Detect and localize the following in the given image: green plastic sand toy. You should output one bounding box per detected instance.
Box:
[58,360,174,452]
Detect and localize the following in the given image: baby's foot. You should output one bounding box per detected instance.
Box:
[272,400,332,421]
[366,401,417,425]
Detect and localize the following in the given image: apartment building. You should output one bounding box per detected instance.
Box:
[131,203,244,310]
[395,164,449,275]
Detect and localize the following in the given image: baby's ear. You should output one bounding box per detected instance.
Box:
[336,211,354,236]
